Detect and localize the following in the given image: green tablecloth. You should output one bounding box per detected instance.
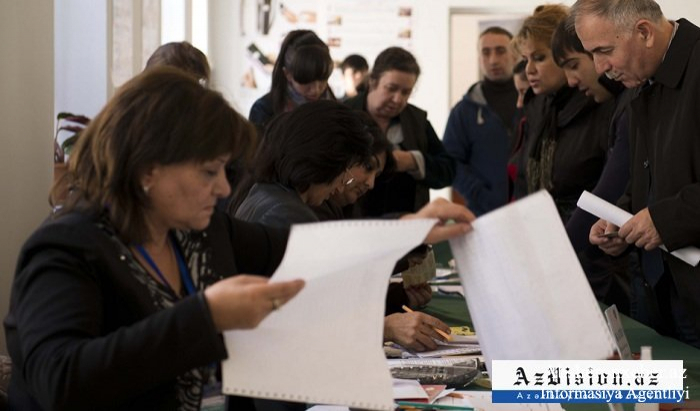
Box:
[424,293,700,408]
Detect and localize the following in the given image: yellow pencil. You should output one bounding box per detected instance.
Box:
[401,305,453,341]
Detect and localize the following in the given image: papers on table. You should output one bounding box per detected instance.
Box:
[444,334,478,344]
[392,378,430,400]
[413,345,482,358]
[392,336,481,359]
[577,190,700,266]
[449,191,616,374]
[436,267,457,277]
[222,219,437,411]
[387,356,481,367]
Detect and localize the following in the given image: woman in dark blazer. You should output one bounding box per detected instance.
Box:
[345,47,455,215]
[4,68,305,411]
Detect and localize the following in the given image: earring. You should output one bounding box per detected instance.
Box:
[143,185,150,194]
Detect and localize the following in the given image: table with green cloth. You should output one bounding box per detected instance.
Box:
[424,293,700,408]
[425,241,700,408]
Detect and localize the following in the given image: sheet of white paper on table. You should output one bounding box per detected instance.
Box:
[222,219,436,411]
[387,356,481,367]
[436,267,457,277]
[414,345,481,358]
[577,190,700,266]
[449,191,616,375]
[392,378,429,400]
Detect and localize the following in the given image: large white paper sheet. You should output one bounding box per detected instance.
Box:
[449,191,616,374]
[222,219,436,411]
[577,190,700,266]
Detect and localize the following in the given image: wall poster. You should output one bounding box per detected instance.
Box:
[236,0,415,116]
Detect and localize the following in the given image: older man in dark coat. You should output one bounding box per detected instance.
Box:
[573,0,700,347]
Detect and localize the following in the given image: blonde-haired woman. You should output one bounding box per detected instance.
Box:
[514,5,629,308]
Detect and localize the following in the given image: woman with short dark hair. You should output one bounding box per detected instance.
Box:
[345,47,455,216]
[232,100,372,227]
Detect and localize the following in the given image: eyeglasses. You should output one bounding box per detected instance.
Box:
[343,169,355,186]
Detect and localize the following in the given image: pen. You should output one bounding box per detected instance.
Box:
[401,305,453,341]
[599,231,620,239]
[396,400,474,410]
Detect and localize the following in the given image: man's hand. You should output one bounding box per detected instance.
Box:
[619,208,663,251]
[589,219,628,256]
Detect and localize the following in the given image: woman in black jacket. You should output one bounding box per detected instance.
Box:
[4,68,305,411]
[345,47,455,215]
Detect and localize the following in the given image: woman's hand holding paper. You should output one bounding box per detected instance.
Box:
[401,198,475,244]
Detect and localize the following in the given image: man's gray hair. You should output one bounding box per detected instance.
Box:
[570,0,664,32]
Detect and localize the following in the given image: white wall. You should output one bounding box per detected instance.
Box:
[211,0,699,135]
[55,0,109,119]
[0,1,54,355]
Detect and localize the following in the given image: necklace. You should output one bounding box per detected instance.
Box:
[135,235,196,297]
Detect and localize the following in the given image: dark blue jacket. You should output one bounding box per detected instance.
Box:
[248,92,274,134]
[443,83,510,216]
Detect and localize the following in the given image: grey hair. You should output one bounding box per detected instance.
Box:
[570,0,664,33]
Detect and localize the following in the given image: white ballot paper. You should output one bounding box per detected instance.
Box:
[577,190,700,266]
[449,191,616,375]
[222,219,437,411]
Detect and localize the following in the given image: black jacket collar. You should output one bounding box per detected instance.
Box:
[654,18,700,89]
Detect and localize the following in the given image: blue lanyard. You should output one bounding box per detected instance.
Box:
[135,235,196,297]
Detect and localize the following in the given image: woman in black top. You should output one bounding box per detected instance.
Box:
[232,100,372,227]
[345,47,455,215]
[515,5,627,310]
[514,4,611,221]
[4,68,305,411]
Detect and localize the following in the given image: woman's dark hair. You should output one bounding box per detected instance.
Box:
[145,41,211,83]
[54,67,255,244]
[230,100,372,212]
[480,26,513,40]
[369,47,421,85]
[270,30,334,114]
[358,111,395,176]
[341,54,369,73]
